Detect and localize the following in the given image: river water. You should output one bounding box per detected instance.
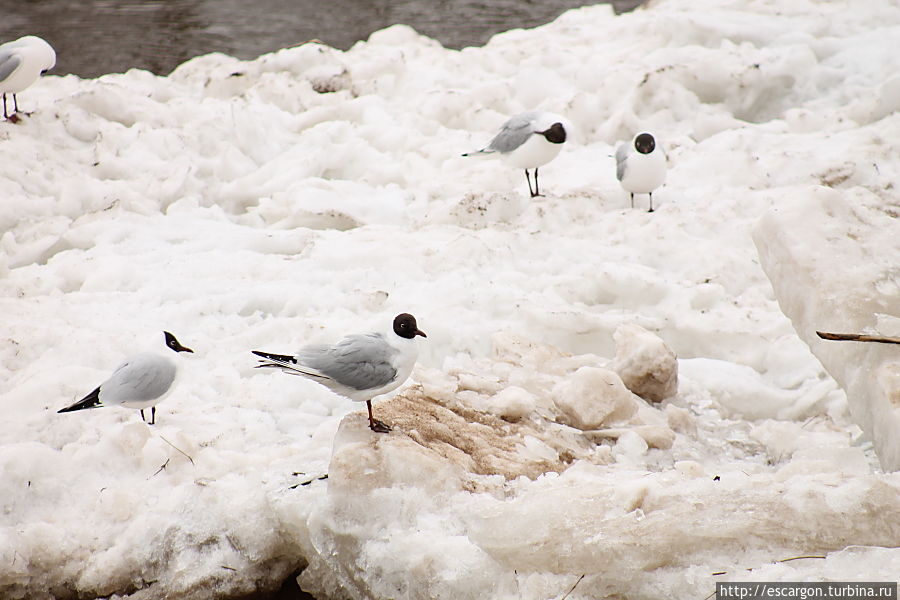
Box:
[2,0,641,78]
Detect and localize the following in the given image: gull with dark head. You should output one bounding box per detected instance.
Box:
[58,331,194,425]
[464,110,568,197]
[616,132,667,212]
[252,313,427,433]
[0,35,56,122]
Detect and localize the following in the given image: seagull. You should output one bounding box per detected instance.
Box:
[252,313,426,433]
[616,132,667,212]
[463,110,568,197]
[0,35,56,122]
[58,332,193,425]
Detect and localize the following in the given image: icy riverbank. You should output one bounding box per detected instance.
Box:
[755,189,900,471]
[2,0,899,597]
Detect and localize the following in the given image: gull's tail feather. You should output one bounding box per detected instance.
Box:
[58,387,102,413]
[252,351,330,380]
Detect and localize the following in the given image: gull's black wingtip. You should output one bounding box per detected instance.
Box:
[252,350,297,363]
[58,387,102,413]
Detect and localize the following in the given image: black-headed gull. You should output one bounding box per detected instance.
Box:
[0,35,56,122]
[464,110,568,197]
[58,332,193,424]
[615,132,667,212]
[253,313,426,433]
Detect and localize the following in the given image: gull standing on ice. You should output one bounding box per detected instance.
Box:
[616,132,667,212]
[252,313,427,433]
[0,35,56,122]
[58,331,193,425]
[463,110,568,197]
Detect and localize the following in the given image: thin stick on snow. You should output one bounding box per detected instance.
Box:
[149,458,170,478]
[816,331,900,345]
[159,434,195,466]
[777,554,826,563]
[559,574,585,600]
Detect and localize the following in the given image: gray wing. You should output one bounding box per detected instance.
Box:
[615,143,629,181]
[101,354,176,404]
[298,333,397,391]
[0,52,22,83]
[486,111,540,153]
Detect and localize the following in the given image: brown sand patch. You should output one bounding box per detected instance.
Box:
[371,385,587,483]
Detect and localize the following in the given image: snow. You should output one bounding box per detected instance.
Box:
[754,188,900,471]
[1,0,899,597]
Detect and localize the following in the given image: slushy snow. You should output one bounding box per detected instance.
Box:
[755,189,900,471]
[2,0,899,598]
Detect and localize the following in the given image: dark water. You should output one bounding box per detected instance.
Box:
[1,0,642,78]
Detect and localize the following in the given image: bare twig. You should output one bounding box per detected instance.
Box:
[560,574,585,600]
[778,555,826,563]
[289,474,328,489]
[150,459,170,478]
[287,38,326,49]
[159,435,195,466]
[816,331,900,345]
